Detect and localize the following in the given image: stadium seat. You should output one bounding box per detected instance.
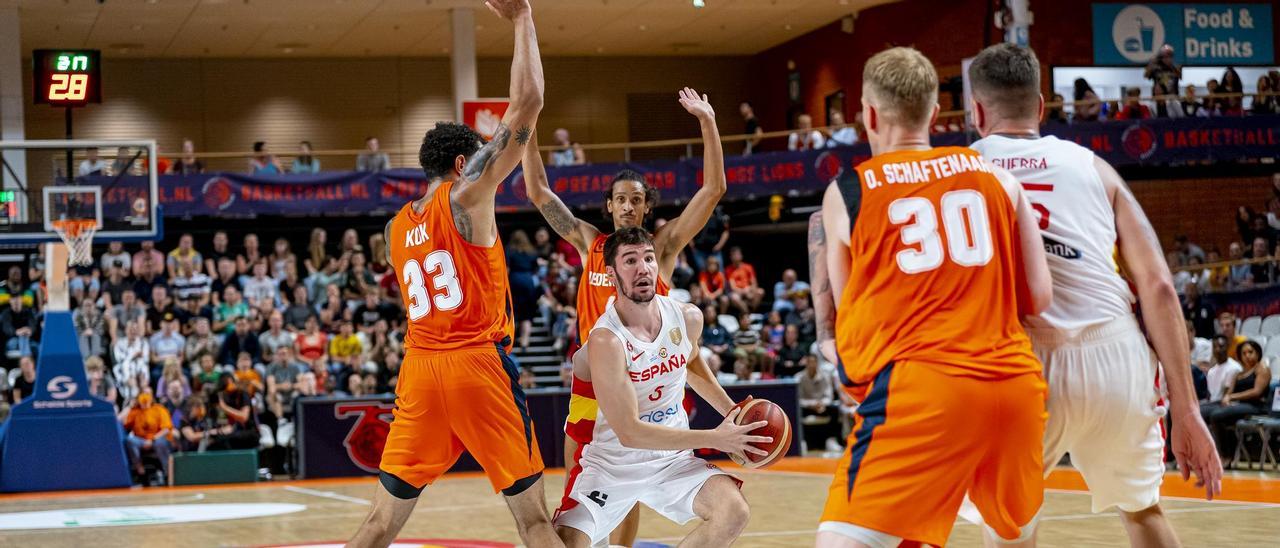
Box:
[668,288,691,303]
[1252,335,1269,348]
[1241,316,1263,338]
[1264,337,1280,364]
[1261,315,1280,337]
[6,368,19,390]
[718,314,739,334]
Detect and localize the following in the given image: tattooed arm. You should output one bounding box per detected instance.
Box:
[808,211,837,364]
[450,0,544,244]
[522,130,598,260]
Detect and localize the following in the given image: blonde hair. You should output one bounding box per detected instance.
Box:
[862,47,938,127]
[85,356,105,372]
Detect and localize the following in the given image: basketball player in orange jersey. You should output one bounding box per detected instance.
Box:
[813,47,1054,548]
[521,87,726,547]
[347,1,557,546]
[964,43,1221,547]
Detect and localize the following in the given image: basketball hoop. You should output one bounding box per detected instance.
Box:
[51,219,98,267]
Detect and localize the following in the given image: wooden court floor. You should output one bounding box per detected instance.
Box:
[1,457,1277,547]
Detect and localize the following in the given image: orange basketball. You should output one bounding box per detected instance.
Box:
[727,398,791,469]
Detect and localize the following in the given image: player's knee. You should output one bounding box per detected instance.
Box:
[713,492,751,535]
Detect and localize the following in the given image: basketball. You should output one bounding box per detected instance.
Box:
[727,398,791,469]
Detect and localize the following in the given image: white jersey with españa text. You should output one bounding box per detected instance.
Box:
[972,134,1135,335]
[582,294,695,467]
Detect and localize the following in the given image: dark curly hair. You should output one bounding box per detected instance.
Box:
[604,226,654,268]
[419,122,483,180]
[602,169,660,222]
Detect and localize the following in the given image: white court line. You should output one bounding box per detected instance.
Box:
[283,486,371,505]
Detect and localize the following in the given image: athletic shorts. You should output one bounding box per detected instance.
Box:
[820,360,1047,546]
[554,449,739,546]
[379,344,543,493]
[1033,316,1166,513]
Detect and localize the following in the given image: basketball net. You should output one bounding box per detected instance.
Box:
[51,219,98,267]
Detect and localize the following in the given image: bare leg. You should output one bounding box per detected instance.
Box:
[814,531,874,548]
[1119,504,1181,548]
[503,477,563,547]
[609,505,641,547]
[680,475,749,547]
[558,525,591,548]
[347,481,418,548]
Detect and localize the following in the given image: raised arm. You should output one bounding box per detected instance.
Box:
[450,0,544,237]
[1100,155,1221,499]
[681,303,735,415]
[655,89,727,278]
[807,211,837,363]
[522,130,597,258]
[587,328,766,454]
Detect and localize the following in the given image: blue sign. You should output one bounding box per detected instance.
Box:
[1093,3,1274,65]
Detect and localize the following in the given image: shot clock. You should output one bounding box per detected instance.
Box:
[32,49,101,107]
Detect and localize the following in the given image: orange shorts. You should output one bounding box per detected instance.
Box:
[379,345,543,493]
[821,361,1047,546]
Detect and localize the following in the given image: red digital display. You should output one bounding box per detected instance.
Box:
[32,49,101,107]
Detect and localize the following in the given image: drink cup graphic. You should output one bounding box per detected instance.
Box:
[1138,18,1154,51]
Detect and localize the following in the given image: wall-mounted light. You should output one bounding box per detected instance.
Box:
[693,0,705,8]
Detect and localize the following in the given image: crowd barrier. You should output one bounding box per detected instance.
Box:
[296,380,802,479]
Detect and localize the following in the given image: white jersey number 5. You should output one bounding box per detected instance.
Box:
[403,250,465,320]
[889,190,994,274]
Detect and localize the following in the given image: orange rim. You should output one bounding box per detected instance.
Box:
[51,219,98,238]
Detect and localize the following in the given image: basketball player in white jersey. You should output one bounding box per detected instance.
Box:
[553,227,769,548]
[965,43,1222,547]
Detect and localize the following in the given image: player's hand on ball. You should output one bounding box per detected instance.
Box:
[484,0,531,20]
[678,87,715,120]
[714,407,772,457]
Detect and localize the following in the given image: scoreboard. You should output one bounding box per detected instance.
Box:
[32,49,101,107]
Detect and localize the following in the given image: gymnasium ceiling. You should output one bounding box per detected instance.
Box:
[12,0,895,58]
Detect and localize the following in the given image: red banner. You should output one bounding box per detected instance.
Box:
[460,98,511,141]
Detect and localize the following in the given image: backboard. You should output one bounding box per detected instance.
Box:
[0,139,161,246]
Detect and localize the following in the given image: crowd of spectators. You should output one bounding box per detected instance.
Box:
[1064,57,1280,124]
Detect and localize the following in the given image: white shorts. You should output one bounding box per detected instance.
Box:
[553,450,740,546]
[1032,315,1166,513]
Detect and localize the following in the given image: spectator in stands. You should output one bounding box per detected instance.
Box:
[283,285,313,331]
[249,141,283,175]
[341,253,376,306]
[214,286,251,335]
[148,313,185,379]
[732,314,772,380]
[740,102,763,155]
[1114,88,1152,120]
[132,259,165,309]
[772,268,809,314]
[316,283,346,331]
[724,247,764,314]
[156,356,190,403]
[775,324,808,378]
[177,396,222,451]
[238,233,263,276]
[1182,84,1208,118]
[146,285,179,333]
[356,136,391,173]
[787,113,826,151]
[168,138,204,175]
[290,140,321,174]
[1247,236,1276,285]
[304,228,330,276]
[1044,93,1068,124]
[183,317,219,371]
[1183,282,1216,339]
[69,265,101,306]
[785,291,817,344]
[9,355,35,403]
[259,310,296,357]
[670,248,696,290]
[548,128,586,166]
[121,389,173,484]
[171,260,212,311]
[1151,82,1184,118]
[219,316,261,366]
[113,321,150,402]
[193,352,221,392]
[1143,44,1181,97]
[797,353,840,454]
[78,147,108,176]
[1204,78,1225,114]
[1250,213,1276,250]
[242,260,279,310]
[1203,335,1243,406]
[1,296,37,364]
[100,241,131,274]
[278,262,304,304]
[0,266,34,310]
[85,356,118,407]
[166,234,202,281]
[266,345,305,420]
[1227,242,1251,289]
[205,231,232,276]
[367,233,391,280]
[108,290,146,342]
[762,311,785,353]
[700,304,732,374]
[1251,76,1278,115]
[1072,78,1103,122]
[1203,340,1270,456]
[1220,67,1245,115]
[507,230,541,351]
[73,298,106,359]
[699,256,729,314]
[353,291,394,333]
[1174,234,1207,264]
[1218,312,1248,361]
[1188,320,1213,383]
[690,206,730,272]
[101,261,132,307]
[268,238,297,282]
[328,320,362,370]
[826,110,858,147]
[110,146,135,176]
[233,352,264,396]
[132,241,164,280]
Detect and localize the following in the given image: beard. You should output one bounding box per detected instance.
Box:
[618,276,656,304]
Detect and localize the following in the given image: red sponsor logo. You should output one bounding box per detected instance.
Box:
[334,402,396,473]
